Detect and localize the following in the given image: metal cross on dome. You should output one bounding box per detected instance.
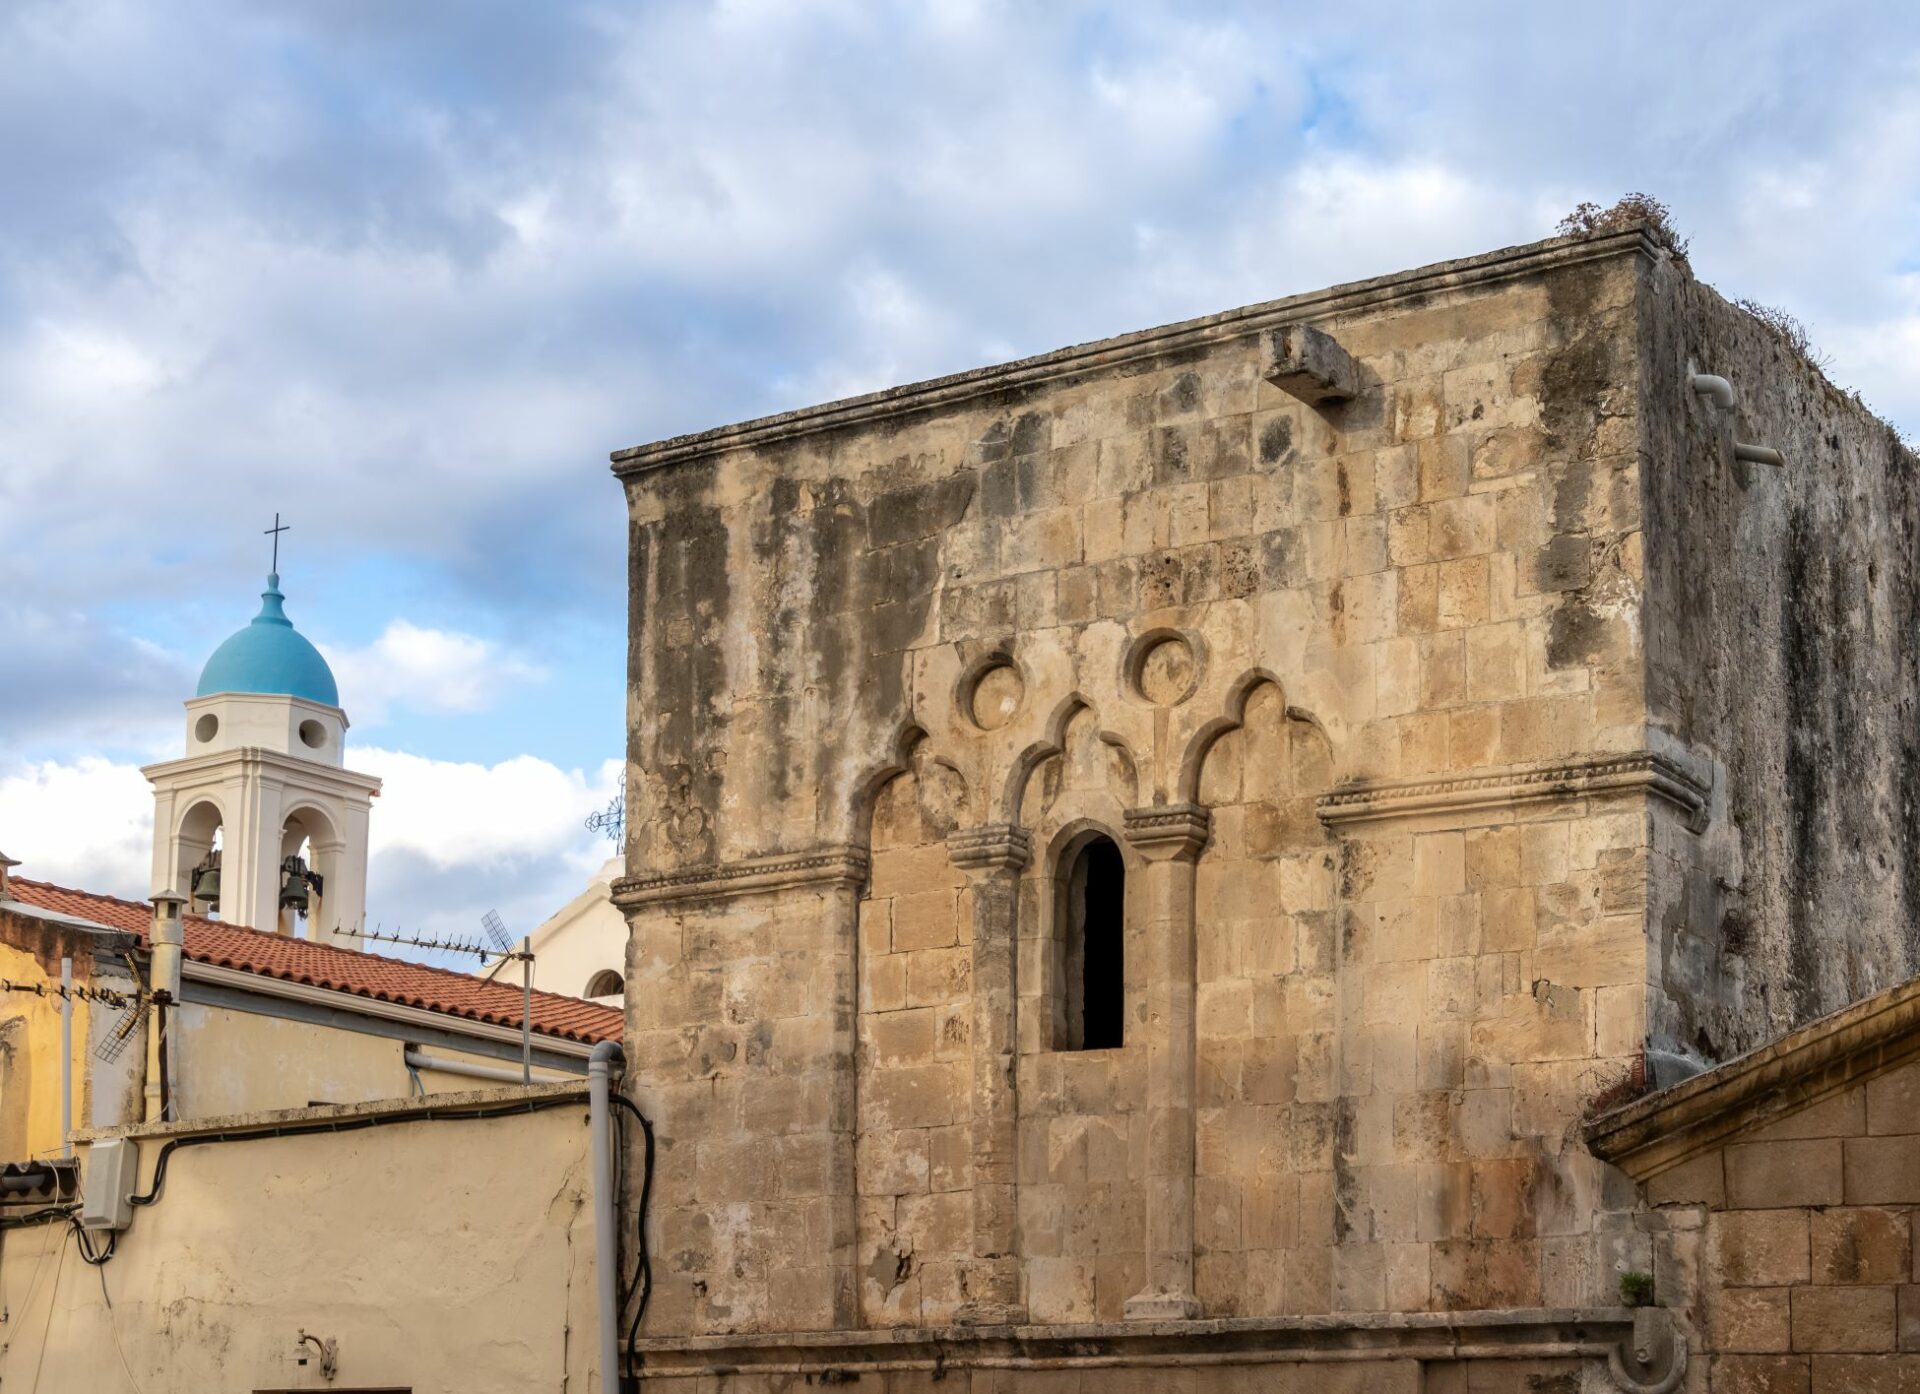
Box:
[265,512,290,571]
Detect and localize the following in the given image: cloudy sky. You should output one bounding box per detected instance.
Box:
[3,0,1917,951]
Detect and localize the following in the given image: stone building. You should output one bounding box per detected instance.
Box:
[609,223,1919,1388]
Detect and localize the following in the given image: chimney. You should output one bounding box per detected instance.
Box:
[148,892,186,1001]
[0,852,17,900]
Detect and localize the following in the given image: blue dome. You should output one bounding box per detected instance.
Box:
[196,574,339,706]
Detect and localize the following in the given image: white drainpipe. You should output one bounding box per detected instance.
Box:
[587,1040,626,1394]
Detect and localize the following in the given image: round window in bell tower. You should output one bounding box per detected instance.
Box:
[194,714,220,743]
[298,719,327,750]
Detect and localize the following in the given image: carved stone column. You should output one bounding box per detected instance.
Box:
[1121,803,1211,1320]
[947,822,1032,1324]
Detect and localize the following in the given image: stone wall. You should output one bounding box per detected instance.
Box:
[614,229,1690,1347]
[1638,267,1920,1061]
[1634,1053,1920,1392]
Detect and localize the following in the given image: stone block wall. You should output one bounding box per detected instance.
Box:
[614,231,1673,1340]
[611,223,1913,1362]
[1638,265,1920,1062]
[1643,1057,1920,1391]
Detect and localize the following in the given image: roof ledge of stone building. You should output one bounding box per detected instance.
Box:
[611,225,1670,477]
[1585,974,1920,1181]
[73,1080,588,1144]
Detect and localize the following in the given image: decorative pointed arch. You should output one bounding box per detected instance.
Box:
[850,721,932,849]
[1176,666,1293,804]
[999,694,1139,824]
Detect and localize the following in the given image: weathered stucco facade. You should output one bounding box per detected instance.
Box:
[611,226,1917,1388]
[0,1088,602,1391]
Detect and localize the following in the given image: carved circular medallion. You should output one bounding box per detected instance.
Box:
[967,660,1025,731]
[1132,633,1197,706]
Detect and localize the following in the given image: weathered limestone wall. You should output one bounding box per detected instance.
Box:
[858,755,975,1326]
[1627,1050,1920,1391]
[0,1090,599,1393]
[1637,269,1920,1062]
[616,229,1686,1347]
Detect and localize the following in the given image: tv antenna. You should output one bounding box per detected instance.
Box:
[93,995,144,1066]
[361,924,493,960]
[363,916,538,1085]
[585,770,625,845]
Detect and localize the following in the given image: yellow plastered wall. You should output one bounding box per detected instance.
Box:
[0,941,91,1161]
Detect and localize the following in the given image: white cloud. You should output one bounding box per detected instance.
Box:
[0,757,153,899]
[321,621,543,727]
[351,747,615,871]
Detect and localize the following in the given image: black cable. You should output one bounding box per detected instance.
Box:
[0,1205,78,1231]
[68,1216,114,1266]
[129,1092,585,1214]
[612,1093,654,1380]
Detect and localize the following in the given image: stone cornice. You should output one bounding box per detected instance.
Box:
[611,229,1661,476]
[1316,751,1710,832]
[628,1307,1683,1390]
[1586,974,1920,1181]
[1122,804,1212,860]
[947,824,1032,874]
[611,844,870,909]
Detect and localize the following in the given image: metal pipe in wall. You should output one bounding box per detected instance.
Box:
[1690,373,1735,408]
[401,1046,574,1085]
[588,1040,625,1394]
[59,957,72,1157]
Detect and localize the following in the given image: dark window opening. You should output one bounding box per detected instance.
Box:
[1063,836,1125,1050]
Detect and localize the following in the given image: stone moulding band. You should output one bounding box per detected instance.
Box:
[610,845,871,909]
[1121,803,1213,856]
[1315,751,1711,832]
[626,1307,1683,1390]
[947,824,1033,873]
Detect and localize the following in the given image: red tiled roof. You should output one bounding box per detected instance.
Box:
[3,879,621,1045]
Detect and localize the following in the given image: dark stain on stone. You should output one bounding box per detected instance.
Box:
[1332,1098,1359,1243]
[1720,908,1753,955]
[1011,410,1051,457]
[1258,416,1293,466]
[646,489,731,867]
[1782,504,1826,1021]
[1546,599,1609,670]
[1158,370,1203,418]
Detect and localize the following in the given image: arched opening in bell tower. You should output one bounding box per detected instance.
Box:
[279,806,340,939]
[175,799,226,920]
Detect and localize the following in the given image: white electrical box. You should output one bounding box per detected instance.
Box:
[80,1138,136,1231]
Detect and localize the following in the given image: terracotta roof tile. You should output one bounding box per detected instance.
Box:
[3,879,621,1045]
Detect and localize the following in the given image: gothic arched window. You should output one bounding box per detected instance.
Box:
[1059,834,1125,1050]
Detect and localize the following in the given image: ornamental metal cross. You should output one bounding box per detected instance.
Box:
[265,512,290,571]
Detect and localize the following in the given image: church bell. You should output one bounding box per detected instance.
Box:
[191,863,221,911]
[279,866,310,913]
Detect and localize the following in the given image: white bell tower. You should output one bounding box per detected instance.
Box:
[143,550,379,945]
